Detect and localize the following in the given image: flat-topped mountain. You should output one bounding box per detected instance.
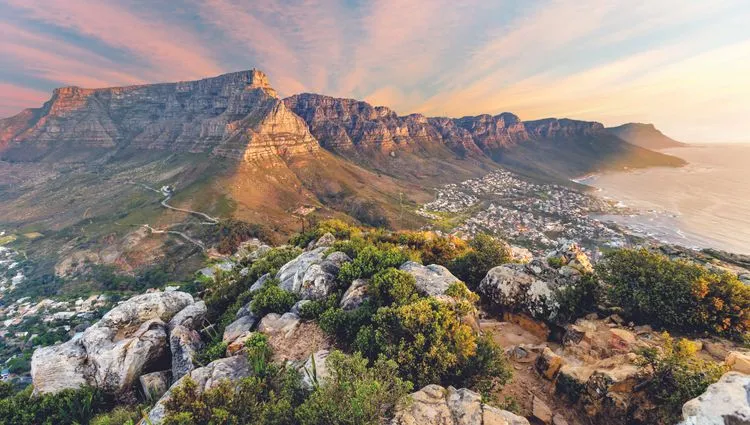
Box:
[605,122,686,150]
[0,70,317,162]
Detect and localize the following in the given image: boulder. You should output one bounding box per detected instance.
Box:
[170,325,203,380]
[325,251,352,268]
[391,384,529,425]
[222,315,257,344]
[536,347,563,380]
[258,313,301,338]
[608,329,636,351]
[509,245,533,264]
[276,248,350,300]
[299,264,338,300]
[276,247,328,293]
[168,301,206,331]
[290,300,311,315]
[545,240,593,274]
[312,232,335,248]
[145,355,252,425]
[248,273,272,294]
[31,291,194,395]
[681,372,750,425]
[139,370,170,401]
[725,351,750,374]
[399,261,460,297]
[299,350,330,390]
[532,396,553,424]
[340,279,370,310]
[479,262,559,321]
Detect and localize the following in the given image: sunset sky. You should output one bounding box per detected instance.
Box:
[1,0,748,142]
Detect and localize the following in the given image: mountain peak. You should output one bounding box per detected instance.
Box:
[605,122,685,150]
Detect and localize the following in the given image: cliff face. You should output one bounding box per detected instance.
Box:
[0,70,318,161]
[283,93,607,160]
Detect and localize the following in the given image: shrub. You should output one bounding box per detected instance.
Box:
[0,385,107,425]
[250,279,298,317]
[338,245,410,284]
[90,406,144,425]
[450,334,512,400]
[554,274,601,323]
[289,219,359,248]
[319,305,377,347]
[298,295,339,321]
[597,249,750,339]
[369,268,419,307]
[196,340,228,366]
[295,351,412,425]
[450,234,511,289]
[637,333,727,423]
[419,235,468,267]
[357,298,477,388]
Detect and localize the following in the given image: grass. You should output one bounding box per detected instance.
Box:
[0,235,17,245]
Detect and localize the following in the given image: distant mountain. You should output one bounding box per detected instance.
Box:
[0,70,686,278]
[605,123,686,150]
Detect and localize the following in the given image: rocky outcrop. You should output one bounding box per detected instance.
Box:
[480,260,561,321]
[1,70,318,162]
[170,325,203,380]
[681,372,750,425]
[31,291,194,395]
[399,261,461,297]
[391,384,529,425]
[145,355,252,425]
[276,248,349,300]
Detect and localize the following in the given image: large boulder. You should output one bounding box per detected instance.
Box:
[399,261,460,297]
[340,279,369,310]
[725,351,750,374]
[479,261,560,321]
[276,248,350,300]
[391,384,529,425]
[145,355,252,425]
[222,315,258,344]
[258,312,301,338]
[276,247,328,293]
[168,301,207,331]
[170,325,203,380]
[31,291,194,395]
[681,372,750,425]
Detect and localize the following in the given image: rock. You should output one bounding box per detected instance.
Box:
[258,313,300,338]
[222,315,257,344]
[276,247,343,298]
[510,246,533,264]
[313,232,335,248]
[340,279,370,310]
[545,240,593,274]
[532,396,553,424]
[168,301,206,331]
[390,384,529,425]
[290,300,311,315]
[608,328,636,351]
[607,314,625,326]
[299,263,338,300]
[325,251,352,267]
[725,351,750,374]
[227,332,255,356]
[170,325,203,380]
[552,414,568,425]
[399,261,460,297]
[479,263,559,321]
[248,273,272,294]
[146,355,252,425]
[681,372,750,425]
[536,347,564,380]
[139,371,170,401]
[31,291,194,395]
[299,350,330,390]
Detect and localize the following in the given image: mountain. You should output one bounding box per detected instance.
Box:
[605,123,686,150]
[0,69,686,282]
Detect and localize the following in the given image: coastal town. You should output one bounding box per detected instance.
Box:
[418,170,636,254]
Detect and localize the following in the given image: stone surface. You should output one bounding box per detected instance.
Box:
[276,247,328,294]
[258,312,301,337]
[31,291,194,395]
[479,262,559,321]
[168,301,207,331]
[139,370,170,401]
[532,396,553,424]
[399,261,460,297]
[146,355,252,425]
[391,384,529,425]
[298,349,330,390]
[681,372,750,425]
[170,325,203,380]
[725,351,750,374]
[340,278,370,310]
[222,314,257,344]
[536,347,564,380]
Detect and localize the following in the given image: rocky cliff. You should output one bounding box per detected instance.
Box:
[0,70,318,161]
[605,123,685,150]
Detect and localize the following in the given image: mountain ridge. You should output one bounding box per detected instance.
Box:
[605,122,686,150]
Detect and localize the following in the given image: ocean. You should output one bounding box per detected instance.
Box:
[580,144,750,255]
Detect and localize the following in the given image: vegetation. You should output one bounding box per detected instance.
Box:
[0,384,109,425]
[449,233,512,289]
[637,333,727,424]
[250,279,298,317]
[597,248,750,340]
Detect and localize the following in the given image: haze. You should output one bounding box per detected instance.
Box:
[1,0,748,143]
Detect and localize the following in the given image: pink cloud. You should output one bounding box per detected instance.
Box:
[0,84,49,117]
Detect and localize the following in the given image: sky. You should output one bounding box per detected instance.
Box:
[1,0,749,143]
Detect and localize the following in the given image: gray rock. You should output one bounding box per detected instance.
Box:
[258,313,300,337]
[313,232,336,248]
[170,325,203,381]
[325,251,352,268]
[276,247,328,294]
[248,273,272,294]
[31,291,194,395]
[290,300,311,315]
[139,371,170,401]
[391,384,529,425]
[479,263,559,321]
[299,264,338,300]
[340,279,369,310]
[168,301,206,331]
[399,261,460,297]
[223,315,257,344]
[145,355,252,425]
[681,372,750,425]
[299,350,330,390]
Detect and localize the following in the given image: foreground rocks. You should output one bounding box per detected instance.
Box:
[276,248,351,300]
[681,372,750,425]
[31,291,195,395]
[391,384,529,425]
[400,261,461,296]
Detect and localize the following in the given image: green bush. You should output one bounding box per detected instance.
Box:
[90,406,144,425]
[449,334,512,401]
[298,295,339,321]
[369,268,418,307]
[289,219,360,248]
[250,279,298,317]
[554,274,601,323]
[597,248,750,339]
[450,234,511,289]
[295,351,412,425]
[637,333,727,424]
[0,385,107,425]
[338,245,410,284]
[196,340,228,366]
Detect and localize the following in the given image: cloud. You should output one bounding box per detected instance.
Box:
[0,84,49,116]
